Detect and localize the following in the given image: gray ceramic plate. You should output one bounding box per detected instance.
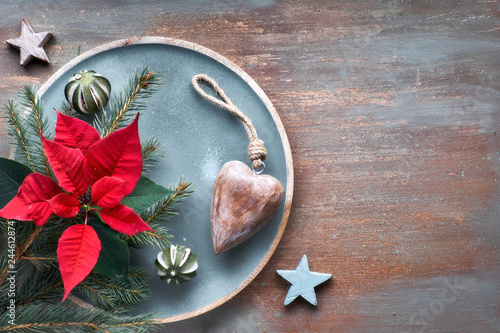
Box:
[39,37,293,322]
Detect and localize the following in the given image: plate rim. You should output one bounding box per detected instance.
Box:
[38,36,294,323]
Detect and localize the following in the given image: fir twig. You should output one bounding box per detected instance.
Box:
[143,181,193,224]
[77,267,150,311]
[56,101,75,117]
[141,137,163,172]
[2,101,35,171]
[95,69,162,138]
[20,256,56,261]
[0,304,160,332]
[124,180,192,246]
[125,223,172,248]
[16,269,64,307]
[0,273,9,309]
[0,224,43,286]
[18,85,52,177]
[0,219,6,236]
[19,226,44,255]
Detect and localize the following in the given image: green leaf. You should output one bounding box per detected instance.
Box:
[91,218,130,283]
[0,158,32,208]
[121,176,176,215]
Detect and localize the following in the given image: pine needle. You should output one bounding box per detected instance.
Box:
[76,267,150,311]
[143,180,193,224]
[95,69,162,138]
[55,101,76,117]
[16,269,64,307]
[125,223,172,248]
[124,179,192,247]
[0,303,160,332]
[17,85,52,177]
[2,101,35,171]
[141,137,163,173]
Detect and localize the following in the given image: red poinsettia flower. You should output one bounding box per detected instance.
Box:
[0,112,152,301]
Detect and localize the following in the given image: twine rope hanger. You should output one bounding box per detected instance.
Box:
[192,74,267,173]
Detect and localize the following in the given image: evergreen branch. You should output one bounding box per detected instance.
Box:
[20,257,56,261]
[96,69,162,138]
[1,101,35,171]
[22,220,74,272]
[0,274,9,309]
[56,101,76,117]
[0,304,160,332]
[125,180,192,248]
[141,136,163,172]
[26,219,67,254]
[19,226,44,258]
[143,181,193,224]
[76,267,150,311]
[18,85,51,138]
[0,224,43,286]
[21,256,58,271]
[141,138,159,158]
[18,85,52,177]
[78,282,116,311]
[18,281,63,308]
[0,218,8,236]
[0,218,61,288]
[0,218,59,288]
[16,269,64,307]
[125,223,172,248]
[1,266,159,331]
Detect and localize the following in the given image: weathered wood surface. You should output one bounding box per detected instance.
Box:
[1,0,499,331]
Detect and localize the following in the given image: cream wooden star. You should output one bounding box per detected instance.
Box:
[277,255,332,306]
[6,19,53,66]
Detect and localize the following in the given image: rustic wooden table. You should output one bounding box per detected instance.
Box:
[1,1,499,332]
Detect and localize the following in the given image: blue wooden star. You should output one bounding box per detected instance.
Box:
[277,255,331,306]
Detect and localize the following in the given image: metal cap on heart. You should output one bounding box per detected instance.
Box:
[211,160,284,254]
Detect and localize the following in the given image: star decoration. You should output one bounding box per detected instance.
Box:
[6,19,53,66]
[277,255,332,306]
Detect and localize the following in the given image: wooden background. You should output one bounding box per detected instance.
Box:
[1,0,499,331]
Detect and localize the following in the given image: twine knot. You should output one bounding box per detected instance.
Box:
[192,74,268,173]
[248,139,267,170]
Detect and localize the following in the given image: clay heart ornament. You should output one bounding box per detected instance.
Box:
[211,160,284,254]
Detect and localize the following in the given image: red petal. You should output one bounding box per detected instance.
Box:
[0,173,61,226]
[91,176,127,208]
[57,224,101,302]
[17,173,61,202]
[0,196,31,221]
[84,114,142,196]
[41,136,88,196]
[48,193,80,218]
[99,204,152,236]
[54,112,101,152]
